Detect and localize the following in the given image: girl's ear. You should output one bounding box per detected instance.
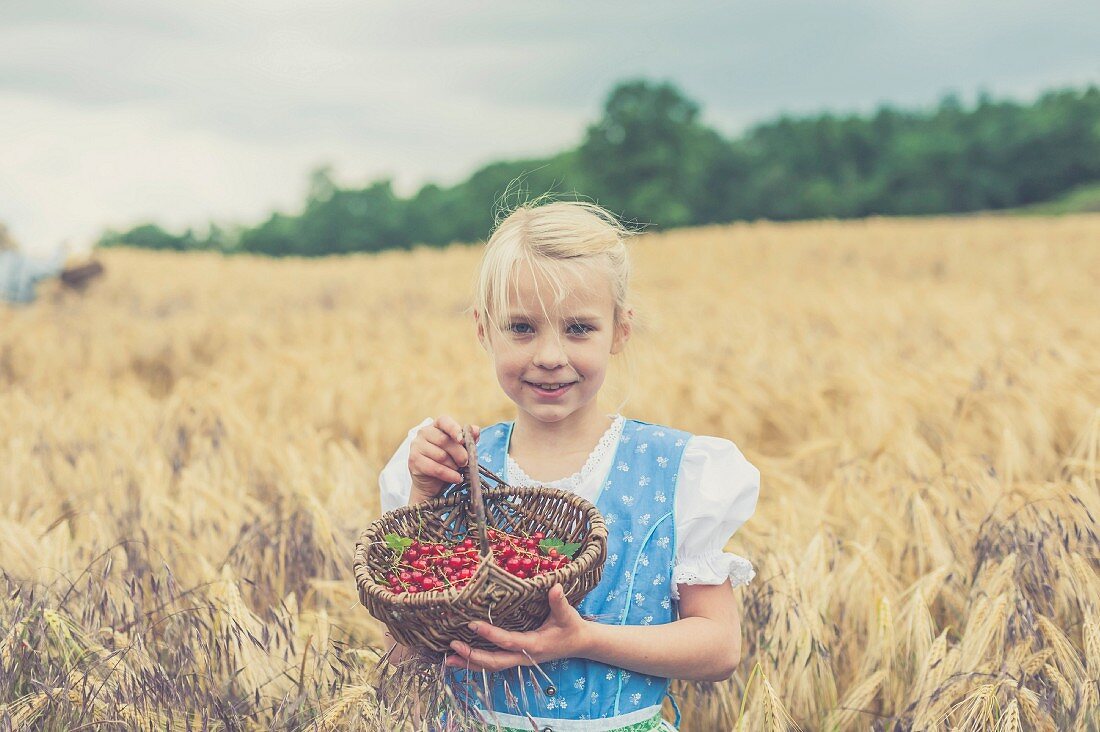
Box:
[474,309,488,351]
[611,307,634,355]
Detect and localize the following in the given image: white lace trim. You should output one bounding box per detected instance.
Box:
[506,414,624,492]
[671,553,756,599]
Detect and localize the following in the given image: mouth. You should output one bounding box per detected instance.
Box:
[524,381,575,398]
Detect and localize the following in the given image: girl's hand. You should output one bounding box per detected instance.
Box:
[408,416,479,504]
[445,584,589,672]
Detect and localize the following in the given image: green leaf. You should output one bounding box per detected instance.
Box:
[384,533,412,554]
[539,538,563,553]
[539,537,582,558]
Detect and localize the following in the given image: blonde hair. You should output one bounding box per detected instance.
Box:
[471,198,639,411]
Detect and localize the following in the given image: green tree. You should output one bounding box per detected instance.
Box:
[97,80,1100,256]
[580,80,730,227]
[98,223,196,251]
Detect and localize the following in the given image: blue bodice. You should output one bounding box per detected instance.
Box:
[448,418,692,730]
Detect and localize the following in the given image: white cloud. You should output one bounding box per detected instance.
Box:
[0,84,584,253]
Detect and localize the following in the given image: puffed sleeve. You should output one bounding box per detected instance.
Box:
[671,435,760,599]
[378,417,433,513]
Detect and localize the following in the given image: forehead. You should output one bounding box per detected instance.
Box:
[505,260,614,318]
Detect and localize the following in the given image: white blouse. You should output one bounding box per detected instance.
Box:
[378,415,759,599]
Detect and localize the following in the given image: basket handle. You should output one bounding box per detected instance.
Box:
[473,462,508,489]
[463,426,491,557]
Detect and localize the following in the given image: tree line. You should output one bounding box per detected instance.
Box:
[98,80,1100,256]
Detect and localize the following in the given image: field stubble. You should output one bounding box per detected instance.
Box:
[1,215,1098,730]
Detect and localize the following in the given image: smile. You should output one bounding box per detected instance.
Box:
[525,381,575,398]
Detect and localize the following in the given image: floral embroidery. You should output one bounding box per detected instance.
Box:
[617,461,630,472]
[634,592,646,605]
[606,671,616,681]
[630,692,642,705]
[656,456,669,468]
[606,512,618,525]
[661,597,671,610]
[623,531,634,543]
[674,438,685,447]
[574,677,586,690]
[656,536,670,549]
[641,615,654,625]
[654,430,665,437]
[608,553,619,566]
[638,475,651,488]
[652,575,665,585]
[639,553,650,566]
[654,491,667,503]
[639,513,651,526]
[620,495,636,507]
[635,442,648,453]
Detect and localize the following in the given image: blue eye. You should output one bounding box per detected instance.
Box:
[568,323,594,335]
[508,322,533,335]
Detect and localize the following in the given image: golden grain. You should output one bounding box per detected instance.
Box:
[2,214,1098,728]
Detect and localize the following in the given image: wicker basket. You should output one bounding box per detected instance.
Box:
[355,428,608,654]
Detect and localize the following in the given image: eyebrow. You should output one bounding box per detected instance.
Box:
[505,311,604,322]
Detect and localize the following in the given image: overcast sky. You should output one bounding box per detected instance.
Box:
[2,1,1098,255]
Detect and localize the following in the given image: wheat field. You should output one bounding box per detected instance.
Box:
[1,214,1099,730]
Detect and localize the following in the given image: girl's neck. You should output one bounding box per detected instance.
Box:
[509,402,614,463]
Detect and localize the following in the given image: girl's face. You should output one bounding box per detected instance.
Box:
[477,262,631,427]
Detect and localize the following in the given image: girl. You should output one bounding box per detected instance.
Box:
[378,201,759,731]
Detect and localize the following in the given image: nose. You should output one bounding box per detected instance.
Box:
[532,332,569,370]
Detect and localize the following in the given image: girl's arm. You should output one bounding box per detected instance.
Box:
[583,582,742,681]
[446,581,743,683]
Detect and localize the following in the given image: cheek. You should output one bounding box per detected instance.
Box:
[575,340,612,367]
[493,352,525,378]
